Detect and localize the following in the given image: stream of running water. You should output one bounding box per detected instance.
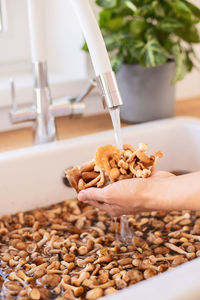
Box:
[108,106,133,244]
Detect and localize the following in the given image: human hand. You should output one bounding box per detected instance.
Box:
[78,171,175,216]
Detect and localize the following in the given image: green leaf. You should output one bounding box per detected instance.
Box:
[162,38,174,53]
[168,1,192,21]
[130,18,147,37]
[172,44,192,83]
[104,32,124,50]
[154,3,165,17]
[107,17,124,31]
[96,0,117,8]
[82,42,88,52]
[144,27,157,40]
[139,38,168,67]
[99,9,112,28]
[124,1,138,13]
[176,25,200,43]
[140,1,159,17]
[159,17,184,33]
[111,53,123,72]
[182,0,200,18]
[127,39,145,61]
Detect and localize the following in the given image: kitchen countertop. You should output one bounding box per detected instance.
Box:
[0,97,200,153]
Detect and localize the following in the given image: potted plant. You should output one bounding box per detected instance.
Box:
[84,0,200,123]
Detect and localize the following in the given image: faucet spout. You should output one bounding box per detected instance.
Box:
[96,71,123,109]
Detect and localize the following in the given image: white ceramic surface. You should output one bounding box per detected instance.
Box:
[1,116,200,299]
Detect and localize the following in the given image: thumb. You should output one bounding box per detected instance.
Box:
[78,187,106,203]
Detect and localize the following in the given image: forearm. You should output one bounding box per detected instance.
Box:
[78,171,200,216]
[146,172,200,211]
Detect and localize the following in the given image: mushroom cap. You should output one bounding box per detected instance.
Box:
[65,166,81,193]
[95,145,121,175]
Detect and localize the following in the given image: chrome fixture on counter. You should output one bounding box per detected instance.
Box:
[10,0,123,145]
[9,66,122,144]
[9,61,88,144]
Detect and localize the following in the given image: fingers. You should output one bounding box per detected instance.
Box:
[82,199,124,217]
[78,187,107,203]
[78,179,139,206]
[78,183,120,205]
[77,181,136,217]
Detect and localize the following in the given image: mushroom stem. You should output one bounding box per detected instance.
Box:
[164,243,188,255]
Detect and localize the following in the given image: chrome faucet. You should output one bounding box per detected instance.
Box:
[9,60,122,144]
[9,0,123,145]
[9,61,88,144]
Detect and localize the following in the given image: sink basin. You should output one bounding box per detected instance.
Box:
[0,116,200,299]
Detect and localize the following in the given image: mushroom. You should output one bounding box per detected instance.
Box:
[17,270,33,283]
[120,270,130,282]
[8,272,28,287]
[110,168,121,181]
[27,243,37,254]
[127,269,143,282]
[71,272,90,287]
[37,232,50,248]
[65,166,81,193]
[94,255,112,265]
[83,278,115,289]
[26,263,49,276]
[118,160,129,170]
[151,150,163,172]
[81,263,95,273]
[182,232,200,241]
[123,144,135,152]
[80,161,95,173]
[61,282,84,297]
[98,272,109,284]
[164,242,188,255]
[144,268,157,279]
[118,258,132,266]
[104,287,117,295]
[29,288,41,300]
[92,264,101,276]
[86,287,103,299]
[95,145,121,175]
[62,288,75,300]
[112,273,127,289]
[149,255,183,263]
[78,246,88,256]
[104,261,118,270]
[63,254,75,263]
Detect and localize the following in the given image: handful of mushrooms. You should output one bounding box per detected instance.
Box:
[66,144,163,192]
[1,144,200,299]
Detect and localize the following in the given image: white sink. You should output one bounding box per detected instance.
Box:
[1,116,200,300]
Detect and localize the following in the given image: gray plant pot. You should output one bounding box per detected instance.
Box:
[116,61,175,123]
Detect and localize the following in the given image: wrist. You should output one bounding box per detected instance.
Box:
[144,172,200,211]
[142,176,179,211]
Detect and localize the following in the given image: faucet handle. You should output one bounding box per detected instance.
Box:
[10,78,17,111]
[75,79,97,103]
[9,77,37,124]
